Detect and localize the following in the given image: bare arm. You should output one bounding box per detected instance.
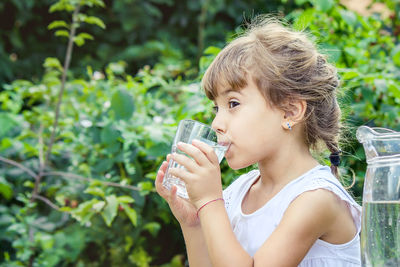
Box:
[155,160,212,266]
[181,225,212,267]
[198,200,253,267]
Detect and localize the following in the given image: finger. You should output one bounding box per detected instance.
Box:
[168,185,178,204]
[155,161,169,184]
[192,139,219,164]
[171,152,198,172]
[169,185,192,207]
[160,158,169,173]
[168,166,193,183]
[155,161,171,198]
[176,142,209,166]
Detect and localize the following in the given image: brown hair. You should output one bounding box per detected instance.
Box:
[202,17,341,176]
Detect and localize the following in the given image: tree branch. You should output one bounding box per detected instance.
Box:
[31,193,60,211]
[42,171,141,191]
[44,4,81,169]
[197,0,210,62]
[38,123,45,174]
[0,156,38,180]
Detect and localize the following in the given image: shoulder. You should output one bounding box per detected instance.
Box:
[300,166,362,223]
[282,189,340,231]
[253,189,346,265]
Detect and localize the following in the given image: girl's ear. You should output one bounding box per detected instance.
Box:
[282,100,307,129]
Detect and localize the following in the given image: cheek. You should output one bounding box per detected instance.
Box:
[228,116,279,165]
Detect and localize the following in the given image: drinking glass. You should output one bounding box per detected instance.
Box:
[162,119,230,199]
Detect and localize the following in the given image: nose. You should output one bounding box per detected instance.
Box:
[211,112,226,135]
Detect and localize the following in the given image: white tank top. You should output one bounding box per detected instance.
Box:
[223,165,362,266]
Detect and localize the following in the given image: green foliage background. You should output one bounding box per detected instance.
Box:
[1,0,400,266]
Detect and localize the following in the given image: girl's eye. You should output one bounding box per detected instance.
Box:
[229,100,240,109]
[212,105,219,114]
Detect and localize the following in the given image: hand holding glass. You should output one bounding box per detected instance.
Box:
[162,119,230,199]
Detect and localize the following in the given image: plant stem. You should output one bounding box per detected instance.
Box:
[32,194,60,211]
[0,156,38,180]
[33,4,81,200]
[38,123,45,173]
[26,11,82,263]
[43,4,81,173]
[42,171,141,191]
[197,0,210,62]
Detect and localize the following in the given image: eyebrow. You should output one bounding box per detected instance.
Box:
[220,89,241,96]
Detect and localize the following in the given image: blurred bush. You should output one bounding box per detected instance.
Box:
[0,0,288,86]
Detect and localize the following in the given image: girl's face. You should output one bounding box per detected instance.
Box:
[211,78,287,170]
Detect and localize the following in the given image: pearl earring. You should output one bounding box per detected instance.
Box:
[287,122,292,130]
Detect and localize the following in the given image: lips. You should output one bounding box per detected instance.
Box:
[218,141,230,147]
[223,142,232,158]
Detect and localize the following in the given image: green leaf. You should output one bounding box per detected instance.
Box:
[0,138,12,151]
[93,158,114,173]
[110,89,135,120]
[203,46,221,56]
[55,30,69,38]
[70,199,99,224]
[138,181,154,191]
[101,195,118,226]
[392,45,400,67]
[117,196,135,203]
[312,0,334,12]
[293,9,315,31]
[74,36,85,46]
[87,0,106,8]
[100,124,120,144]
[49,2,75,13]
[92,201,106,212]
[374,79,388,92]
[121,203,137,226]
[295,0,309,5]
[23,180,35,188]
[74,32,95,47]
[108,62,126,74]
[130,247,151,266]
[59,207,72,212]
[84,187,105,198]
[77,32,94,40]
[37,233,54,250]
[319,43,341,63]
[48,20,69,30]
[43,57,63,71]
[83,16,106,29]
[0,113,17,137]
[0,177,13,200]
[342,70,359,80]
[339,9,357,27]
[388,83,400,99]
[146,142,170,157]
[143,222,161,237]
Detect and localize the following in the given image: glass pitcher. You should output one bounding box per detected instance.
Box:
[356,126,400,267]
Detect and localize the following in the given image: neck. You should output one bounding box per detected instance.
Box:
[257,143,319,189]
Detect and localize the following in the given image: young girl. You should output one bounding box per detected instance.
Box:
[155,18,361,267]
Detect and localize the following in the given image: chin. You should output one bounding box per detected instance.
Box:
[226,158,253,171]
